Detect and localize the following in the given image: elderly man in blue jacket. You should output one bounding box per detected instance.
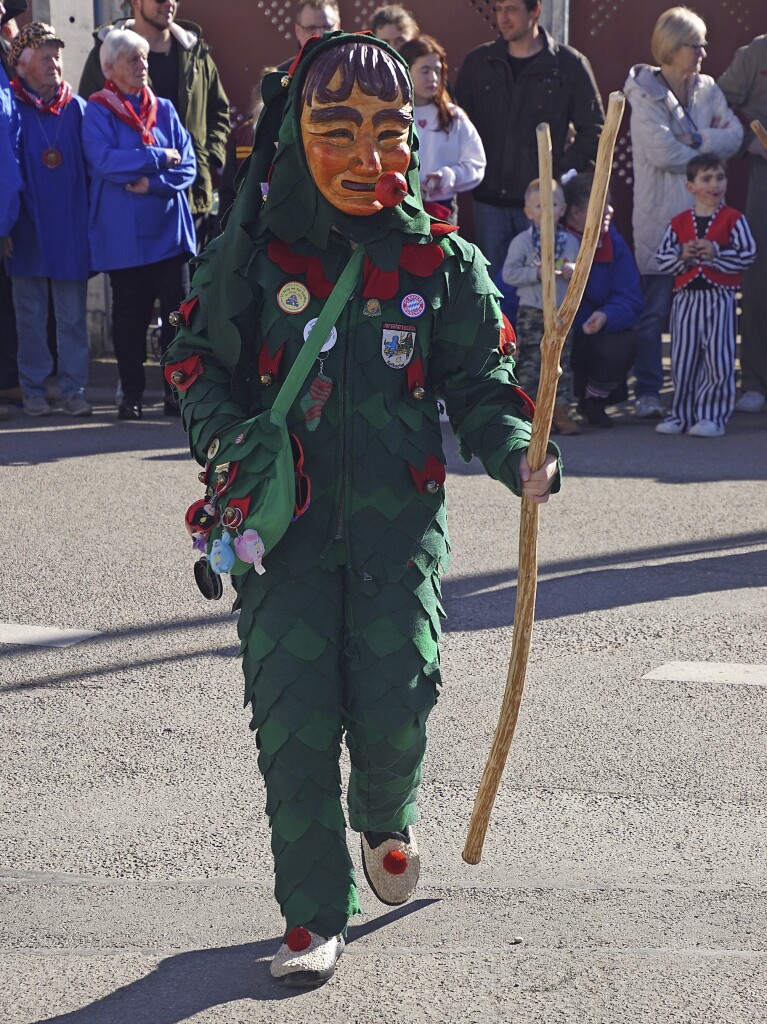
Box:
[0,19,21,422]
[6,21,92,417]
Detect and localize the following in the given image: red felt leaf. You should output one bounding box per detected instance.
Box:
[178,295,199,326]
[164,354,203,392]
[258,344,284,380]
[409,454,446,493]
[429,223,460,238]
[305,259,334,298]
[499,313,517,356]
[268,239,308,274]
[399,242,444,276]
[511,385,535,417]
[406,357,425,392]
[363,257,399,299]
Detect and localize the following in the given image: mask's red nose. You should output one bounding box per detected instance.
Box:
[375,171,408,207]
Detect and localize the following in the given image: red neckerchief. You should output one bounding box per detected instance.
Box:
[89,79,158,145]
[11,78,74,114]
[566,223,613,263]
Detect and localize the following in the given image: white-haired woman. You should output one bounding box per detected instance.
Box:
[82,28,196,420]
[624,6,742,418]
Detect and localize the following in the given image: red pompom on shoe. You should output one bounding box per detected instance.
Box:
[286,927,312,952]
[375,171,407,207]
[383,850,408,875]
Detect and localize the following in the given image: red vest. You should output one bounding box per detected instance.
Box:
[671,205,744,291]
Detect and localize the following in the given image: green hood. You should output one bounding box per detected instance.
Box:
[235,30,430,255]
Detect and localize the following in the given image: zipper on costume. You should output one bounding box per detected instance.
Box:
[334,298,351,545]
[333,248,357,553]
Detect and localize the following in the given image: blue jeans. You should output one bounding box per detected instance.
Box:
[472,200,530,280]
[633,273,673,398]
[12,276,89,398]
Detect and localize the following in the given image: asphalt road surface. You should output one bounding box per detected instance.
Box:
[2,375,766,1024]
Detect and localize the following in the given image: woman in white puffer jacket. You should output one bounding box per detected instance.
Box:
[623,6,742,418]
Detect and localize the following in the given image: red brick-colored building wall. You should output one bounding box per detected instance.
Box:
[178,0,763,237]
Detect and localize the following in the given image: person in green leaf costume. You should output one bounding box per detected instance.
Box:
[164,30,560,988]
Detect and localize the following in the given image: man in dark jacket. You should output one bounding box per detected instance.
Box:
[78,0,229,242]
[455,0,604,277]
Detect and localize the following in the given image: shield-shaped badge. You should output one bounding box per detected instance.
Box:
[381,323,416,368]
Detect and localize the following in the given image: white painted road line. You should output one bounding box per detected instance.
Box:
[644,661,767,686]
[0,623,101,648]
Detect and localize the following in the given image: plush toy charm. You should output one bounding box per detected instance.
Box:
[234,529,266,574]
[209,532,236,574]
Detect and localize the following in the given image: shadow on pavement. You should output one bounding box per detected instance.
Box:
[36,939,295,1023]
[0,644,238,693]
[443,530,767,629]
[0,613,238,693]
[35,901,441,1023]
[441,413,767,484]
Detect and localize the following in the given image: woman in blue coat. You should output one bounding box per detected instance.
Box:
[82,28,196,420]
[563,172,643,427]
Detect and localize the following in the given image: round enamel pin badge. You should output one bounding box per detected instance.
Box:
[277,281,310,314]
[303,317,338,353]
[401,293,426,319]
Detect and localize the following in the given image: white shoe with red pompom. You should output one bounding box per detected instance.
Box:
[361,826,420,906]
[270,926,344,988]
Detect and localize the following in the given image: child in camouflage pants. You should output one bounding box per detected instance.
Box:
[502,178,581,434]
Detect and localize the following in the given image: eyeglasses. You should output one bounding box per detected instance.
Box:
[298,22,337,32]
[683,42,708,53]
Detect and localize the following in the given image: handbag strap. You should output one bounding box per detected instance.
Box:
[271,244,365,418]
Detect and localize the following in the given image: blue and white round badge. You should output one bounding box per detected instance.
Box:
[401,293,426,319]
[303,317,338,353]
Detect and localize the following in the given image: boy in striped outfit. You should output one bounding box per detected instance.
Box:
[655,154,756,437]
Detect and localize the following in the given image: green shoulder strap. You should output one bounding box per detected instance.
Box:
[271,244,365,419]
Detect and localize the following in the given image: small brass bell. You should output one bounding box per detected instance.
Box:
[168,310,183,327]
[198,470,207,484]
[222,506,243,529]
[260,371,275,387]
[425,479,439,494]
[170,370,185,386]
[281,74,291,88]
[410,386,425,400]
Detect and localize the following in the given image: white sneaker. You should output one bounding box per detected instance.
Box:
[655,418,685,434]
[61,394,92,417]
[635,395,665,418]
[270,927,344,988]
[687,420,725,437]
[23,395,51,417]
[734,390,766,413]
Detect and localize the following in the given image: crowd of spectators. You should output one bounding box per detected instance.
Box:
[0,0,764,437]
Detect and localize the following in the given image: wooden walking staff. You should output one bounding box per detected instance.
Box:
[463,92,626,866]
[750,119,767,152]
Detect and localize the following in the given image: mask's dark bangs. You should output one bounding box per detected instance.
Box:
[302,41,412,108]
